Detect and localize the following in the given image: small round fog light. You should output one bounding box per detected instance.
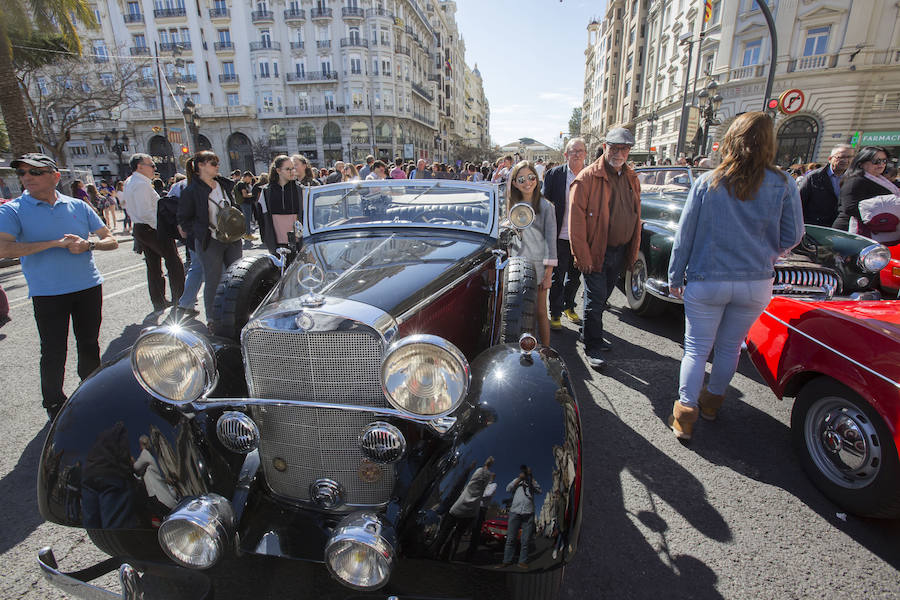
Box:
[158,494,234,569]
[518,333,538,353]
[325,512,395,591]
[216,411,259,453]
[856,276,870,288]
[359,422,406,463]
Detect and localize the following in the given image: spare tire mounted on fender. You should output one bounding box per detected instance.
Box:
[498,256,537,343]
[211,255,281,340]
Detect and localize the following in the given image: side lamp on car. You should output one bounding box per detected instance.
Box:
[508,202,535,230]
[858,244,891,273]
[325,512,396,591]
[158,494,235,569]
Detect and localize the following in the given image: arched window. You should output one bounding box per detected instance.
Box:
[375,121,392,144]
[227,132,254,173]
[297,123,316,146]
[323,121,341,145]
[269,124,286,146]
[350,121,369,144]
[776,116,819,167]
[148,135,175,181]
[197,134,212,151]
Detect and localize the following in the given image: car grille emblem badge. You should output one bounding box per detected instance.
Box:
[311,478,344,508]
[297,263,326,307]
[358,459,383,483]
[273,457,288,472]
[294,311,314,331]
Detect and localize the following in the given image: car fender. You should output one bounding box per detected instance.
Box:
[398,343,582,571]
[38,345,246,529]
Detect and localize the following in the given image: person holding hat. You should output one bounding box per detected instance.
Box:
[0,153,118,419]
[568,127,642,369]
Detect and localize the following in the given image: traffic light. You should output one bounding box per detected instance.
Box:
[181,145,190,155]
[767,98,779,111]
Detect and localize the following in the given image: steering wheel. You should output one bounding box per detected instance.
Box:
[412,208,469,224]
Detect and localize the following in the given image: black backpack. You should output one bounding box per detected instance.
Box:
[156,195,181,241]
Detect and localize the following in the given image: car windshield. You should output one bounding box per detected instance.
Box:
[306,180,495,235]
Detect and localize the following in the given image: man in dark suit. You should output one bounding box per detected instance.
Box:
[543,137,587,329]
[799,144,854,226]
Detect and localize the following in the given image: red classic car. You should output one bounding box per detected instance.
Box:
[880,243,900,297]
[746,297,900,518]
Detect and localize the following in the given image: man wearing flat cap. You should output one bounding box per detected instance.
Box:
[0,153,118,419]
[568,127,642,369]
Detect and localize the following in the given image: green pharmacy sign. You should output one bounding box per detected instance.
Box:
[858,131,900,146]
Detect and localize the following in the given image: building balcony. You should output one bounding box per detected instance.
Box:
[136,77,156,88]
[340,37,368,48]
[130,46,151,56]
[214,41,234,53]
[286,71,338,83]
[310,7,333,20]
[93,55,110,64]
[182,74,198,84]
[411,81,433,101]
[123,13,144,24]
[350,135,370,144]
[727,64,764,81]
[412,112,435,127]
[342,6,364,19]
[209,7,229,20]
[395,45,410,56]
[284,104,346,116]
[366,7,393,19]
[251,10,274,23]
[218,73,239,84]
[788,53,837,73]
[290,41,305,51]
[159,41,191,53]
[195,104,255,118]
[316,40,331,49]
[254,72,280,80]
[284,8,305,22]
[153,7,186,19]
[250,41,281,51]
[427,73,440,83]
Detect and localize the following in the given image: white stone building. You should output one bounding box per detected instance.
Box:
[57,0,489,180]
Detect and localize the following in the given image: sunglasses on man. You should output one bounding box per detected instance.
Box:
[514,174,537,184]
[16,168,53,177]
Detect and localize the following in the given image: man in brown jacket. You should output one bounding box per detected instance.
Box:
[568,128,642,368]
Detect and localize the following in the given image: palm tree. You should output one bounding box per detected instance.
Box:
[0,0,96,157]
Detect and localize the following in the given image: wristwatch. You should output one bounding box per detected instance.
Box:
[88,241,96,252]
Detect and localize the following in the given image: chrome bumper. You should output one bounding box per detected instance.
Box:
[38,547,212,600]
[645,278,684,303]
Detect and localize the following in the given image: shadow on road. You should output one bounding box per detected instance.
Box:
[558,340,730,599]
[0,422,50,554]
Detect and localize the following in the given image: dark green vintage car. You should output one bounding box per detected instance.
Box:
[623,167,892,316]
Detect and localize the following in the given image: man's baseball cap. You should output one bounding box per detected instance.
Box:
[11,153,58,171]
[605,128,635,146]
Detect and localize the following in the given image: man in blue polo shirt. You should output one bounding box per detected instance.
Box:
[0,153,118,420]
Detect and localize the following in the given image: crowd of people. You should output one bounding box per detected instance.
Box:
[1,110,898,437]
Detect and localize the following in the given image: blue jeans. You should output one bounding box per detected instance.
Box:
[582,245,626,355]
[241,203,255,235]
[198,238,242,317]
[177,247,204,310]
[679,279,773,407]
[503,512,535,564]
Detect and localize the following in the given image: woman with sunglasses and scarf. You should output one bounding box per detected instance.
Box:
[833,146,898,231]
[259,155,303,255]
[507,160,557,346]
[177,151,241,323]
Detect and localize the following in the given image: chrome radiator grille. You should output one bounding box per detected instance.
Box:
[250,404,394,506]
[245,329,385,406]
[244,327,392,507]
[774,268,841,294]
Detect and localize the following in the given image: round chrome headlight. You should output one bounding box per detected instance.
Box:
[325,512,395,591]
[858,244,891,273]
[381,335,469,417]
[508,202,535,229]
[158,494,234,569]
[131,325,217,404]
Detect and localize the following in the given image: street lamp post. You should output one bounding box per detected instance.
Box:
[104,129,129,179]
[696,80,723,156]
[645,109,659,165]
[182,98,200,154]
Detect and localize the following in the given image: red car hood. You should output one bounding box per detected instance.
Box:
[788,299,900,338]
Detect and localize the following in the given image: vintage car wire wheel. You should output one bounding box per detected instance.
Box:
[791,377,900,519]
[624,250,666,317]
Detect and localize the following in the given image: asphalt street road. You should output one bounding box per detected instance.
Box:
[1,241,898,599]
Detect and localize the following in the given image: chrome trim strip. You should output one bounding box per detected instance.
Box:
[37,550,120,600]
[645,278,684,303]
[192,397,462,426]
[395,258,493,325]
[760,310,900,390]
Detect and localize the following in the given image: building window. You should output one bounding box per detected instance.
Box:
[626,52,633,71]
[99,73,114,87]
[218,29,230,42]
[710,0,721,24]
[628,26,635,46]
[70,145,88,156]
[742,39,762,66]
[92,143,106,156]
[259,61,270,78]
[223,61,235,75]
[227,93,240,105]
[803,26,830,57]
[776,116,819,166]
[297,92,309,110]
[350,56,361,74]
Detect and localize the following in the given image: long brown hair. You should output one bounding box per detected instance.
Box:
[185,150,218,185]
[709,112,783,201]
[269,155,292,185]
[506,160,542,214]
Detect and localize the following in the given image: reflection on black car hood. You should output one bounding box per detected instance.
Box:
[270,232,492,317]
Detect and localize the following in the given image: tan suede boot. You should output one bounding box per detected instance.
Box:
[698,388,725,421]
[668,401,700,440]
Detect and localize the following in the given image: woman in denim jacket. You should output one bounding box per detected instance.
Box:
[667,112,804,440]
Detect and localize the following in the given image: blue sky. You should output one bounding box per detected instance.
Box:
[454,0,605,148]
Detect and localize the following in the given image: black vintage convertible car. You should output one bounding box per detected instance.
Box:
[37,180,582,599]
[622,167,891,316]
